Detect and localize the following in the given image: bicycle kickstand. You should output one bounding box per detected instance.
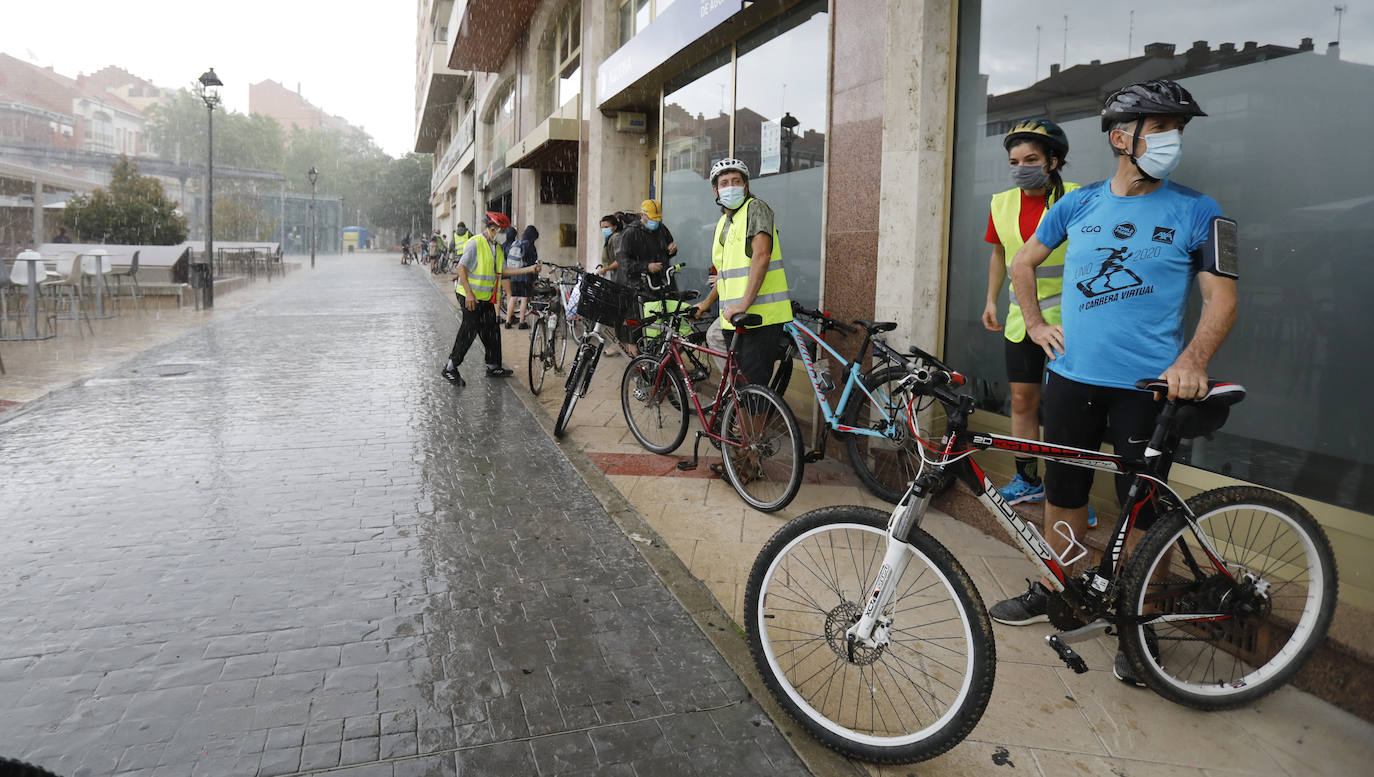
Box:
[675,431,708,472]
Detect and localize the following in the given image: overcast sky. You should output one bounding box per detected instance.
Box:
[1,0,417,157]
[978,0,1371,94]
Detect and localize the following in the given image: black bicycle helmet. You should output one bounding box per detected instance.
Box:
[1100,79,1207,131]
[1004,118,1069,156]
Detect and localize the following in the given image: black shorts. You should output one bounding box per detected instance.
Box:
[1042,371,1163,525]
[724,323,786,387]
[1004,335,1048,384]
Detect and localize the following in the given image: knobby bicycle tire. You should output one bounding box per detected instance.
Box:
[552,313,571,372]
[528,316,550,395]
[745,506,996,764]
[720,384,803,512]
[554,343,595,438]
[621,355,690,454]
[1117,485,1337,710]
[842,366,939,504]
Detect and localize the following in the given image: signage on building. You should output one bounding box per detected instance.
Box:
[759,119,781,176]
[596,0,744,107]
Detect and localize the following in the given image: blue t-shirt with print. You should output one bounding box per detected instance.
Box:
[1034,179,1224,390]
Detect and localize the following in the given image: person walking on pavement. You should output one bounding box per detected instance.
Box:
[443,212,516,384]
[992,80,1238,688]
[503,225,542,329]
[981,119,1085,514]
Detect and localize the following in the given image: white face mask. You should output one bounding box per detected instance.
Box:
[718,186,746,209]
[1125,128,1183,179]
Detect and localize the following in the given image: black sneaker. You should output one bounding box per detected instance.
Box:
[517,322,530,330]
[989,579,1050,625]
[1113,625,1160,687]
[486,366,514,377]
[441,367,465,386]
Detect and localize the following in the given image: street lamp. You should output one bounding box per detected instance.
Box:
[780,112,799,174]
[197,67,222,308]
[307,167,318,269]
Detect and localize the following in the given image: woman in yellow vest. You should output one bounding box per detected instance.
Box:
[982,119,1082,509]
[442,211,514,385]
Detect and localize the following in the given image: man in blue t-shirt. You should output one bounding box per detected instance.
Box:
[990,80,1239,686]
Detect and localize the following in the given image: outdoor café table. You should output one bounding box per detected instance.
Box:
[83,249,116,319]
[14,250,53,340]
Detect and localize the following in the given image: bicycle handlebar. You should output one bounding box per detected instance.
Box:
[790,301,858,334]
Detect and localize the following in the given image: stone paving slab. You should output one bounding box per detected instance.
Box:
[0,256,811,777]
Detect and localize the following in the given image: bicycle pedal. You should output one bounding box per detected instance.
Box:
[1045,634,1089,674]
[676,461,698,472]
[804,450,825,464]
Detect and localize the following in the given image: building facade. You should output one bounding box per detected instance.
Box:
[417,0,1374,709]
[249,79,361,135]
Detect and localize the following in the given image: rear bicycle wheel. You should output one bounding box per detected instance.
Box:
[1118,486,1337,709]
[528,316,551,395]
[843,366,934,504]
[554,344,594,439]
[552,313,571,371]
[621,355,689,454]
[745,506,995,763]
[721,384,803,512]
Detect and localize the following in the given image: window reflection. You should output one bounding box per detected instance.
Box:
[947,0,1374,509]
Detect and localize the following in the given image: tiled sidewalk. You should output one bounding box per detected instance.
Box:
[426,269,1374,777]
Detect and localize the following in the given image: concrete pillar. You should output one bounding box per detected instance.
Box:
[32,179,44,244]
[578,0,653,270]
[873,0,958,354]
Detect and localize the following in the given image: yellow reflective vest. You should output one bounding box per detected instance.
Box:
[713,198,791,330]
[455,234,501,301]
[988,182,1079,342]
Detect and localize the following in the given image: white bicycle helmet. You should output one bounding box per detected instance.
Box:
[709,157,750,185]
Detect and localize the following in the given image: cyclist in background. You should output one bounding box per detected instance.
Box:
[982,119,1080,510]
[997,80,1239,687]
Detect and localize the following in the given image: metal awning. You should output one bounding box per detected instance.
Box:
[505,116,580,172]
[448,0,540,72]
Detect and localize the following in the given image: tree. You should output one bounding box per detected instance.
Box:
[215,194,276,241]
[367,153,432,240]
[61,156,188,245]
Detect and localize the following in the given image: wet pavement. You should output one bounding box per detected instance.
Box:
[0,256,809,777]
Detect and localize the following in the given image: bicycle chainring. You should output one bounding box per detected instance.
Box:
[1046,592,1087,631]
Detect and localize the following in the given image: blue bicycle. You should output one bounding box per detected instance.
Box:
[780,303,942,503]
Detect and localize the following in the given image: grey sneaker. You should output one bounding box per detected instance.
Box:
[989,579,1050,625]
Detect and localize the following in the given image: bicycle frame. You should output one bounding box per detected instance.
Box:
[846,383,1236,651]
[646,331,751,450]
[783,319,903,441]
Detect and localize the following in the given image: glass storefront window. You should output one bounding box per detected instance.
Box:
[733,0,828,308]
[947,0,1374,510]
[660,0,829,309]
[662,50,733,300]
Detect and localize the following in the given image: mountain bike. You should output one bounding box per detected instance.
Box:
[621,303,803,512]
[744,345,1337,763]
[781,303,950,503]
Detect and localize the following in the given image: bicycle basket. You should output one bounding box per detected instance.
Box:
[575,274,636,326]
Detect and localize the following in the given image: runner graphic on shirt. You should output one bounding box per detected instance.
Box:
[1077,245,1143,297]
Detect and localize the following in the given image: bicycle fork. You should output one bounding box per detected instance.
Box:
[843,475,937,653]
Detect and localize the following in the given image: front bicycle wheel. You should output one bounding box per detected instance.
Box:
[554,344,594,439]
[843,366,932,504]
[746,506,995,763]
[528,316,551,395]
[621,355,689,454]
[720,384,803,512]
[1118,486,1337,710]
[552,313,570,372]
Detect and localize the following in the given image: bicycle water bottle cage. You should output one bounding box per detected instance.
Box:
[1133,379,1246,439]
[1051,521,1089,568]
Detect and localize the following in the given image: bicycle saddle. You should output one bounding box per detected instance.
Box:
[1134,378,1246,439]
[853,319,897,335]
[730,312,764,329]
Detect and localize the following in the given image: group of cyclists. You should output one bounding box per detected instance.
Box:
[401,222,474,271]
